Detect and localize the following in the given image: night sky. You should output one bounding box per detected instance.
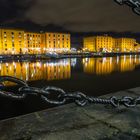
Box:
[0,0,140,32]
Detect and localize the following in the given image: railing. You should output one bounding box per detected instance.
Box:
[0,76,140,108]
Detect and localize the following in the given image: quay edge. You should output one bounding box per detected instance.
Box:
[1,87,140,139]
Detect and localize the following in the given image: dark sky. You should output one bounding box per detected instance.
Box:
[0,0,140,32]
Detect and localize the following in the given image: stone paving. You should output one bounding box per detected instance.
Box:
[1,87,140,140]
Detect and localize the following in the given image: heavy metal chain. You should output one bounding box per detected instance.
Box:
[0,76,140,108]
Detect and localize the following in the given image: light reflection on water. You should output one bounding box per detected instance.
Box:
[0,55,140,86]
[83,55,140,75]
[0,59,71,86]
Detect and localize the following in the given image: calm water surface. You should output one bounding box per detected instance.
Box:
[1,55,140,120]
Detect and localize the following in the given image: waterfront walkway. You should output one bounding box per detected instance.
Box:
[1,52,140,61]
[1,87,140,140]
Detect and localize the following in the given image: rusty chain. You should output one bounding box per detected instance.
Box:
[0,76,140,108]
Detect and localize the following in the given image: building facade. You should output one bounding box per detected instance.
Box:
[83,36,115,52]
[83,36,138,53]
[0,28,71,55]
[83,37,96,52]
[42,32,71,53]
[115,38,136,52]
[0,29,25,54]
[24,32,42,54]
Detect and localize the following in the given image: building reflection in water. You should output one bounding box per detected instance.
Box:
[0,59,71,86]
[71,58,77,67]
[1,55,140,86]
[83,55,140,75]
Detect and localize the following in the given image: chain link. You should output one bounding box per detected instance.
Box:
[0,76,140,107]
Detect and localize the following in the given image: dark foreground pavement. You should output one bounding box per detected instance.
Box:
[1,87,140,140]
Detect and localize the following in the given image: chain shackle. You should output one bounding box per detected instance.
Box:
[41,87,67,105]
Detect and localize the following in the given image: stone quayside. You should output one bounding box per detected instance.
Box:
[1,87,140,139]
